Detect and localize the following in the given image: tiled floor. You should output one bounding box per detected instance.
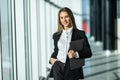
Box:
[48,39,120,80]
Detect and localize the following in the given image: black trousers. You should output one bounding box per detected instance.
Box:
[52,61,82,80]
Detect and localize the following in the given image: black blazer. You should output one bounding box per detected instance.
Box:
[49,28,92,79]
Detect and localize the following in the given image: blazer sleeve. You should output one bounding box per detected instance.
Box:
[50,34,58,58]
[49,33,58,64]
[78,31,92,58]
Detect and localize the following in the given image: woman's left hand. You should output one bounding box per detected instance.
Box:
[68,50,76,58]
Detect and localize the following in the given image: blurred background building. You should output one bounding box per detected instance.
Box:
[0,0,120,80]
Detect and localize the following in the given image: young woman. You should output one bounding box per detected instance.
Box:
[49,7,92,80]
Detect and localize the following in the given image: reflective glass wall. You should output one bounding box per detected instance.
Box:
[1,0,14,80]
[0,0,82,80]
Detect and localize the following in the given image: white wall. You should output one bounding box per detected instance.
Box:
[15,0,26,80]
[30,0,39,79]
[71,0,82,29]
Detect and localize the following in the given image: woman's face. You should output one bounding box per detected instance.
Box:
[59,11,71,28]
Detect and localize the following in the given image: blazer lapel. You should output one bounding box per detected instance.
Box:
[71,29,77,41]
[56,31,62,42]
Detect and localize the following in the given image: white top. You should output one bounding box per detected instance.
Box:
[57,27,73,63]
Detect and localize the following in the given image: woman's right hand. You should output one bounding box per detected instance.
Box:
[50,58,59,65]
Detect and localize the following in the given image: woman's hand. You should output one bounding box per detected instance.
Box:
[50,58,59,65]
[68,50,76,58]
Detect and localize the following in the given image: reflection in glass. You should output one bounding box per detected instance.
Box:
[1,0,13,80]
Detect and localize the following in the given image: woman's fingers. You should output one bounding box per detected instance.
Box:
[68,50,76,58]
[50,58,58,65]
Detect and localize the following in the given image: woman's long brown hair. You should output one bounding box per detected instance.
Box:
[57,7,77,32]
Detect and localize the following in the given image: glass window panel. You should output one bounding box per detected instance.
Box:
[1,0,13,80]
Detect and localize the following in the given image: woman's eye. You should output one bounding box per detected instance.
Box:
[60,17,63,19]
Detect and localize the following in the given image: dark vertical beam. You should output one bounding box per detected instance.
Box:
[90,0,95,38]
[90,0,102,42]
[102,0,117,50]
[94,0,102,42]
[101,0,105,44]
